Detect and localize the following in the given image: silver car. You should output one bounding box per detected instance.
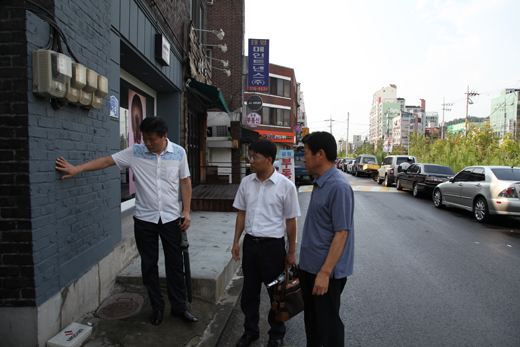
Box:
[433,166,520,222]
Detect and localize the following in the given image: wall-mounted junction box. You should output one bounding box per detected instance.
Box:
[32,49,72,98]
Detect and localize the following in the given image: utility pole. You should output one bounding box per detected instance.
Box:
[465,86,479,137]
[325,116,335,135]
[441,97,453,139]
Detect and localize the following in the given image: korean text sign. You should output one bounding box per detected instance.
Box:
[248,39,269,92]
[279,150,295,185]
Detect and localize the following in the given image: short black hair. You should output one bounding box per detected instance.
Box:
[302,131,337,162]
[249,139,277,164]
[140,117,168,137]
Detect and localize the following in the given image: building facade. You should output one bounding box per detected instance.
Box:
[243,62,300,156]
[0,0,233,345]
[369,84,397,143]
[490,88,520,139]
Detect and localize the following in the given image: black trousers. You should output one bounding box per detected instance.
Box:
[133,217,187,313]
[241,235,286,340]
[299,269,347,347]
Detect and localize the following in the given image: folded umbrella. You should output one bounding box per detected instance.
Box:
[180,228,192,304]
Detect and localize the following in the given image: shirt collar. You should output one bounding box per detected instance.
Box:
[143,138,173,155]
[252,169,279,184]
[314,165,337,188]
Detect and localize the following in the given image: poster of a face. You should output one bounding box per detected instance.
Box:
[128,90,146,195]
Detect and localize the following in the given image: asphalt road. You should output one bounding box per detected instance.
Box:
[217,170,520,347]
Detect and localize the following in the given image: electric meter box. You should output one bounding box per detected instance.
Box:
[95,75,108,98]
[71,63,87,90]
[32,49,72,98]
[84,95,103,110]
[59,81,80,103]
[77,90,92,106]
[83,69,98,93]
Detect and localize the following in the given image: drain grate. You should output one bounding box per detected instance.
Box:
[96,293,145,320]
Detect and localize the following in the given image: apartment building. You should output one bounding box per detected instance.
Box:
[369,84,397,143]
[490,88,520,138]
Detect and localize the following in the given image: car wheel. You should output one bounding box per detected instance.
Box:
[396,179,402,191]
[474,197,490,223]
[377,176,383,184]
[354,169,358,177]
[384,175,391,187]
[433,189,445,208]
[412,183,420,197]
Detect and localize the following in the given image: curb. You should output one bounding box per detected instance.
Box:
[196,274,243,347]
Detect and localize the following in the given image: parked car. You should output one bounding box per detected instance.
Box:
[294,152,315,186]
[340,157,355,172]
[352,155,378,177]
[343,159,355,173]
[377,155,417,187]
[346,159,355,173]
[273,160,281,172]
[433,166,520,222]
[396,163,455,197]
[335,158,342,169]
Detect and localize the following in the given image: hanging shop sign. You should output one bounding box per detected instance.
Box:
[246,112,262,128]
[256,130,295,143]
[247,39,269,92]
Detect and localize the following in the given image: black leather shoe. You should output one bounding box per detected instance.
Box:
[266,339,283,347]
[170,310,198,323]
[150,310,163,325]
[235,333,259,347]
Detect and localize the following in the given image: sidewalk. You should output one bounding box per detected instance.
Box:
[79,211,243,347]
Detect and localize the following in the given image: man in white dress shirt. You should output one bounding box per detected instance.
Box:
[232,139,301,347]
[55,117,197,326]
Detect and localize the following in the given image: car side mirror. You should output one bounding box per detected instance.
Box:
[397,166,402,173]
[449,177,455,183]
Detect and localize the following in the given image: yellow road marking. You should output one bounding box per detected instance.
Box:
[359,186,373,191]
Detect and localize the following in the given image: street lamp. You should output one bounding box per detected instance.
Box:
[203,43,227,53]
[192,28,225,40]
[212,66,231,77]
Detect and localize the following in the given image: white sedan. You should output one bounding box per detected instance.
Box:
[433,166,520,222]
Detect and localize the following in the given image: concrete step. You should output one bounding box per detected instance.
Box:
[116,211,241,303]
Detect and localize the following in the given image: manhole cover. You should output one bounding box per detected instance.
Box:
[96,293,145,320]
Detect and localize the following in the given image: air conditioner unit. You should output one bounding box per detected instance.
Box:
[32,49,72,98]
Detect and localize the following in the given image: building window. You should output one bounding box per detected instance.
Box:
[269,77,291,98]
[257,106,290,127]
[215,125,229,137]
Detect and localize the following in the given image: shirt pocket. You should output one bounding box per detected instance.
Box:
[166,167,180,182]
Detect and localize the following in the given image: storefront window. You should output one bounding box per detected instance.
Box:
[119,77,156,202]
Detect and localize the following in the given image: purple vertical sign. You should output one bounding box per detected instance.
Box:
[248,39,269,92]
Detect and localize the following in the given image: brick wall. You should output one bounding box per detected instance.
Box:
[19,0,118,306]
[207,0,244,112]
[145,0,191,57]
[0,3,35,307]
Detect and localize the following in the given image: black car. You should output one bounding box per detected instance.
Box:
[396,163,455,197]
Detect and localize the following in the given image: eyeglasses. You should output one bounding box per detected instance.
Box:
[247,156,267,162]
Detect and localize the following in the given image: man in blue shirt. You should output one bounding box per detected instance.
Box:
[299,132,355,347]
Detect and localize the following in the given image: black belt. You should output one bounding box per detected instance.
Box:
[245,234,282,244]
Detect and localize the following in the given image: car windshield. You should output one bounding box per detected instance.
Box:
[491,168,520,181]
[424,165,455,175]
[362,157,375,163]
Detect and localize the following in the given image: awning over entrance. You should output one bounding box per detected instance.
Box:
[187,79,230,114]
[240,128,260,144]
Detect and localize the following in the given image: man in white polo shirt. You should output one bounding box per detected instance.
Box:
[231,139,301,347]
[55,117,196,326]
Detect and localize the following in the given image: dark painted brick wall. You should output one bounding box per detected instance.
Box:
[0,2,35,307]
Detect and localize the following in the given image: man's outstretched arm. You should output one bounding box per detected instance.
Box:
[55,156,116,179]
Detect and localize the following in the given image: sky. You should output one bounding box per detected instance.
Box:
[244,0,520,143]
